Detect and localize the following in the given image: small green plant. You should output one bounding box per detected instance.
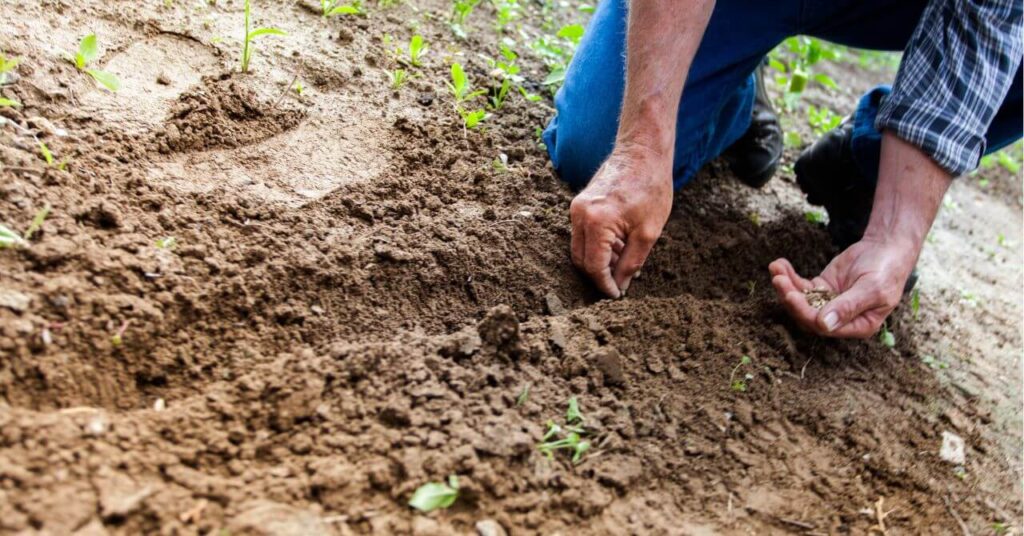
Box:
[447,62,487,131]
[492,0,520,31]
[408,475,459,512]
[0,50,19,85]
[450,0,481,38]
[240,0,287,73]
[805,210,826,223]
[921,355,948,370]
[111,319,131,347]
[389,68,408,89]
[293,81,304,95]
[23,204,50,241]
[807,105,842,136]
[0,224,26,249]
[38,141,67,170]
[321,0,364,17]
[405,34,428,67]
[878,323,895,348]
[70,34,120,91]
[729,355,753,392]
[0,97,20,108]
[155,236,178,249]
[767,36,840,109]
[488,78,511,110]
[910,288,920,319]
[992,521,1009,535]
[537,398,591,464]
[531,23,584,89]
[515,383,529,406]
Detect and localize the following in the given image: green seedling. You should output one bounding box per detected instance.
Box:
[488,78,511,110]
[532,23,585,89]
[406,34,428,67]
[921,355,948,370]
[293,81,304,95]
[155,236,178,249]
[458,107,486,129]
[784,130,802,148]
[111,319,131,347]
[992,521,1009,535]
[910,288,920,319]
[729,355,753,392]
[408,475,459,512]
[70,34,120,91]
[768,36,840,109]
[321,0,363,17]
[23,204,50,241]
[450,0,481,38]
[0,97,20,108]
[878,323,895,348]
[240,0,287,73]
[0,224,27,249]
[447,63,485,103]
[0,50,20,84]
[807,105,842,136]
[389,69,408,89]
[493,0,520,31]
[566,396,583,424]
[515,383,529,406]
[805,210,826,224]
[38,141,67,170]
[537,398,591,464]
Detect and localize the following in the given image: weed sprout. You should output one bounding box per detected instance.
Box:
[408,475,459,512]
[450,0,481,39]
[241,0,287,73]
[321,0,364,17]
[729,355,753,392]
[70,34,120,91]
[447,62,487,131]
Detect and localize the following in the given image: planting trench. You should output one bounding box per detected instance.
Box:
[0,0,1021,534]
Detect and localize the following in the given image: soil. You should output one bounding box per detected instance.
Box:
[1,1,1021,534]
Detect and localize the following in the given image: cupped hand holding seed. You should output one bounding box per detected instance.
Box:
[768,236,915,338]
[570,149,673,298]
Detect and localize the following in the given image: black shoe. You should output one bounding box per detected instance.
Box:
[795,120,919,293]
[722,61,783,188]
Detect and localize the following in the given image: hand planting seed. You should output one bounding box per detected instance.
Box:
[70,34,120,91]
[408,475,459,512]
[729,355,753,392]
[240,0,287,73]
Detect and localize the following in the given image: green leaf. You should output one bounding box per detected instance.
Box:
[461,108,486,128]
[23,203,50,241]
[767,57,787,73]
[804,210,826,224]
[740,355,752,365]
[248,27,287,40]
[78,34,99,68]
[910,288,920,319]
[326,5,359,16]
[556,24,584,45]
[515,384,529,406]
[813,73,838,90]
[566,396,583,424]
[0,223,26,249]
[788,69,807,93]
[542,66,565,86]
[408,480,458,512]
[450,62,467,97]
[39,141,55,165]
[0,97,20,107]
[86,69,120,91]
[879,326,895,348]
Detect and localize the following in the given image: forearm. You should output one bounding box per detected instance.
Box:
[616,0,715,158]
[863,132,952,251]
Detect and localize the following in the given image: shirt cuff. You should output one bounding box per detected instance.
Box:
[874,95,986,177]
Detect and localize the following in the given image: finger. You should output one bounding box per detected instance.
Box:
[769,258,815,291]
[570,219,585,269]
[828,310,887,338]
[610,251,620,267]
[613,228,658,293]
[771,273,797,304]
[611,238,625,255]
[818,282,890,335]
[783,289,823,334]
[583,229,620,298]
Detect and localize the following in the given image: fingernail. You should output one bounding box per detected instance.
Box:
[823,312,840,331]
[620,278,631,294]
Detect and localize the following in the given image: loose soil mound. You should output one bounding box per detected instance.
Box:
[0,0,1019,534]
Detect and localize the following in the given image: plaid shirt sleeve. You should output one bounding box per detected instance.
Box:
[875,0,1023,176]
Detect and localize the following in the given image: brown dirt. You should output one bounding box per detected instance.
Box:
[0,0,1020,534]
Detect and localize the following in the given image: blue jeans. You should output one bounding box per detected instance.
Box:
[543,0,1024,190]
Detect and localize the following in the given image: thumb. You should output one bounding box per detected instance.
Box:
[612,228,658,293]
[817,284,882,333]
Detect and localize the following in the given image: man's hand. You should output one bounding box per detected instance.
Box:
[769,236,916,337]
[570,149,673,297]
[771,132,951,338]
